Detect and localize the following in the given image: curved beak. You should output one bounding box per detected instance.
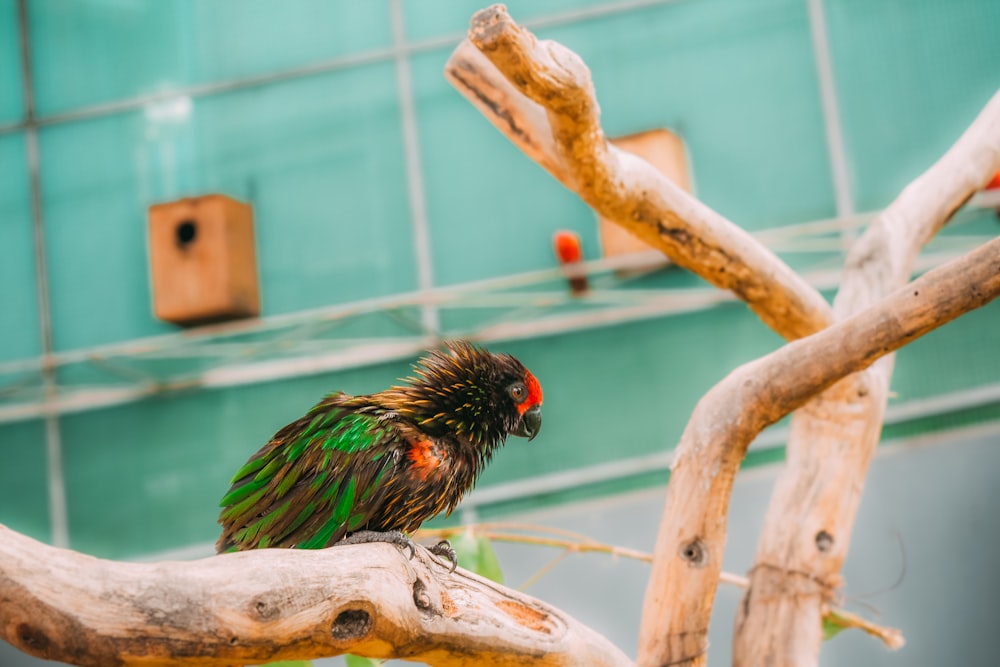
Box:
[514,405,542,441]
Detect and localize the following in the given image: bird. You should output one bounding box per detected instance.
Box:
[216,340,543,570]
[553,229,589,295]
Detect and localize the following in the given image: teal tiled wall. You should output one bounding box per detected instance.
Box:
[1,0,998,561]
[0,133,40,362]
[828,0,1000,210]
[0,419,50,543]
[0,0,22,124]
[27,0,394,115]
[412,46,596,286]
[40,61,414,350]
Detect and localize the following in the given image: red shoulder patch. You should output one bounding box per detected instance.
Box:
[407,438,446,481]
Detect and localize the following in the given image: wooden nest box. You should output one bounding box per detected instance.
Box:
[147,194,260,326]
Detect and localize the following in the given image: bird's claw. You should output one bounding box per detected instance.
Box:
[429,539,458,573]
[339,531,456,572]
[338,529,415,560]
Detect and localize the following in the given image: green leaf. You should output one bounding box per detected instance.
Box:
[451,531,504,584]
[475,535,504,584]
[822,614,848,641]
[451,530,481,573]
[345,654,384,667]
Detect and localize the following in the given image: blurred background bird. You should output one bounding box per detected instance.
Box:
[553,229,590,296]
[217,340,543,567]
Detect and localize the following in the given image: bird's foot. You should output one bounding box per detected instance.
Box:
[429,539,458,573]
[338,530,416,560]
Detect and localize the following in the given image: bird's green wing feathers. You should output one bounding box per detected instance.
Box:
[218,400,398,552]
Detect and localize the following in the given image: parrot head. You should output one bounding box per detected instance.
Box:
[505,367,543,441]
[381,340,544,448]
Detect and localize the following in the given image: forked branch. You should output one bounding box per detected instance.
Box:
[734,89,1000,667]
[446,7,1000,666]
[636,236,1000,666]
[446,5,833,340]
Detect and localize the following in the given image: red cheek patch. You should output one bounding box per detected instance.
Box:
[518,370,543,415]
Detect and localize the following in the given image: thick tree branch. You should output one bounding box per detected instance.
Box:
[636,235,1000,667]
[0,525,632,667]
[446,5,834,341]
[733,89,1000,666]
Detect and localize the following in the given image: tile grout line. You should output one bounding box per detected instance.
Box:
[806,0,856,249]
[17,0,69,548]
[390,0,439,335]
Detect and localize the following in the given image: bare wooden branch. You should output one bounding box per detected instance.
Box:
[446,5,834,341]
[0,525,633,667]
[447,8,1000,665]
[636,234,1000,667]
[447,7,1000,665]
[733,89,1000,667]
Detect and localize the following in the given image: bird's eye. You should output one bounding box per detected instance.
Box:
[508,382,528,403]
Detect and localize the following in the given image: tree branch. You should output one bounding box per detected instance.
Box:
[445,5,834,341]
[733,89,1000,666]
[0,525,633,667]
[636,235,1000,666]
[446,7,1000,665]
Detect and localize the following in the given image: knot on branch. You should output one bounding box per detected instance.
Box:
[331,608,372,642]
[678,538,708,568]
[247,580,330,622]
[815,530,835,553]
[413,578,433,612]
[249,593,283,621]
[15,623,52,653]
